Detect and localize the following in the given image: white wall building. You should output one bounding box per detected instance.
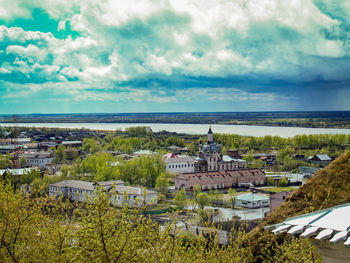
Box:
[20,152,54,167]
[49,180,158,207]
[163,154,196,174]
[235,193,270,209]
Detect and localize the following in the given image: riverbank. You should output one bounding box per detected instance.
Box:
[1,111,349,129]
[1,122,350,138]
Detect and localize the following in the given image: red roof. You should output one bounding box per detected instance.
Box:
[163,153,178,159]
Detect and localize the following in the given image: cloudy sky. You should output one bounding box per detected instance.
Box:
[0,0,349,113]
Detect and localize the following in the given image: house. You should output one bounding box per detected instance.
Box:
[38,142,58,150]
[175,169,265,190]
[45,163,63,174]
[0,138,31,145]
[0,144,23,154]
[226,150,241,159]
[62,141,83,147]
[249,152,277,165]
[167,145,189,154]
[298,166,321,178]
[269,191,293,211]
[292,154,305,161]
[19,152,54,167]
[308,154,332,167]
[235,193,270,209]
[133,150,157,157]
[163,153,196,174]
[266,203,350,263]
[49,180,158,207]
[0,168,39,177]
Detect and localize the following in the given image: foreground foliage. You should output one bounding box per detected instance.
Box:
[0,181,322,263]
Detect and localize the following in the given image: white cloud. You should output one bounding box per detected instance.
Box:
[6,44,48,62]
[0,0,349,103]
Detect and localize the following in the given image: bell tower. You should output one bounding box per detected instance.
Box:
[207,125,213,144]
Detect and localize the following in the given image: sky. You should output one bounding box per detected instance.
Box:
[0,0,350,113]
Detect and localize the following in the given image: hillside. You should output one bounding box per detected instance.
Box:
[249,151,350,261]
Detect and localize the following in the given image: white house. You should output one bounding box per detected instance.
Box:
[163,153,196,174]
[49,180,158,207]
[235,193,270,209]
[20,152,54,167]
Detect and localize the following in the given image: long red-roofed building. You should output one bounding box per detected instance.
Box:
[175,168,265,190]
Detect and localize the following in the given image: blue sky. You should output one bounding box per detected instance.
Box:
[0,0,349,113]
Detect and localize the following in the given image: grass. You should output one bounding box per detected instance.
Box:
[143,202,171,211]
[262,187,296,193]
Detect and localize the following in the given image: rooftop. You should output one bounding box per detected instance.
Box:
[50,180,156,195]
[0,168,38,176]
[164,156,196,163]
[267,203,350,246]
[316,154,332,161]
[222,155,246,163]
[236,193,269,202]
[176,169,265,180]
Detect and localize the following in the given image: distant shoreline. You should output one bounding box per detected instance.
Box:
[1,122,350,138]
[0,121,349,129]
[0,111,349,129]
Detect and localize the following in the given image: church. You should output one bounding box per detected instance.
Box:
[175,126,266,190]
[194,125,247,172]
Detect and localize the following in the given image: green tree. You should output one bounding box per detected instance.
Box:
[19,156,27,168]
[197,192,210,209]
[279,177,289,187]
[0,180,322,263]
[266,177,275,186]
[54,144,66,163]
[193,184,202,202]
[243,154,254,168]
[82,138,101,154]
[173,189,187,210]
[228,188,236,208]
[155,173,170,194]
[0,154,12,169]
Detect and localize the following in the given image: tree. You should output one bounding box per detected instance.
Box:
[155,173,170,194]
[173,189,187,210]
[279,177,289,187]
[82,138,101,154]
[228,188,236,208]
[243,154,254,168]
[197,192,209,209]
[0,155,12,169]
[0,180,322,262]
[193,184,201,202]
[19,156,27,168]
[266,177,275,186]
[54,144,66,163]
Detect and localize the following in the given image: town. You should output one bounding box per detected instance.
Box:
[0,124,345,217]
[1,123,350,261]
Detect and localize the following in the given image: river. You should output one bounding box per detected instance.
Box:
[1,122,350,138]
